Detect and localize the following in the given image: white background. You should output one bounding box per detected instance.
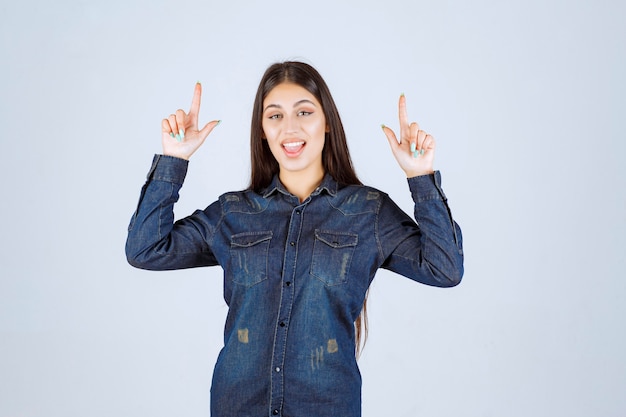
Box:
[1,0,624,416]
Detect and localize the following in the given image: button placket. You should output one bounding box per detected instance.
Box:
[270,204,305,414]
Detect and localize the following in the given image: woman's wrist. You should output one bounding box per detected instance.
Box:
[405,169,434,178]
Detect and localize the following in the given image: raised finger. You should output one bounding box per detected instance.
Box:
[398,94,412,142]
[189,82,202,118]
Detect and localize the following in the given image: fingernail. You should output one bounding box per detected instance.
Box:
[381,124,386,130]
[401,93,405,97]
[175,134,181,142]
[420,149,425,155]
[217,120,222,126]
[196,80,201,85]
[413,150,419,158]
[179,129,185,140]
[169,132,175,138]
[410,142,416,153]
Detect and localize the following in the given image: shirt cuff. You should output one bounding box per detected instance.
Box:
[146,154,189,184]
[407,171,447,202]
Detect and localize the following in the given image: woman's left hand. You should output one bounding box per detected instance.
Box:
[382,94,435,178]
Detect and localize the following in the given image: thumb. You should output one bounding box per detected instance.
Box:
[381,124,400,152]
[199,119,222,139]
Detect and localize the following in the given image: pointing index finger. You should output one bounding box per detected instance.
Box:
[189,82,202,117]
[399,93,409,141]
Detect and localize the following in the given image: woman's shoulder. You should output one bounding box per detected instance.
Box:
[339,182,389,198]
[331,183,390,214]
[217,188,270,214]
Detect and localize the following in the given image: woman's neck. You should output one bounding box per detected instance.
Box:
[279,168,325,203]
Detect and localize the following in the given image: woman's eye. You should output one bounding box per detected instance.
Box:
[268,114,282,120]
[298,111,313,116]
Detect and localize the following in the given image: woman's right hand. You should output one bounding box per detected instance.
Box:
[161,82,221,160]
[381,94,435,178]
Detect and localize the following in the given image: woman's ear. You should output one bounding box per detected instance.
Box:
[325,124,330,133]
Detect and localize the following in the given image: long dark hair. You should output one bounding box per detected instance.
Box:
[248,61,368,355]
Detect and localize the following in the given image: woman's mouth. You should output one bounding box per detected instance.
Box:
[282,141,305,156]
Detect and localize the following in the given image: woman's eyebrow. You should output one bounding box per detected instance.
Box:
[293,99,316,107]
[264,103,282,111]
[264,99,317,112]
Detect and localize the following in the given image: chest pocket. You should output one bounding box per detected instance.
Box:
[230,231,273,287]
[311,230,358,286]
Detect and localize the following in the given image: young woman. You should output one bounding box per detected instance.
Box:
[126,61,463,417]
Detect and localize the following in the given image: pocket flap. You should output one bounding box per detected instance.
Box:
[314,230,358,248]
[230,231,273,248]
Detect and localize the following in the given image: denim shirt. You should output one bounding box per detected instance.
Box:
[126,154,463,417]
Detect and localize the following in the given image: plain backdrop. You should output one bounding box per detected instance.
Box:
[1,0,624,416]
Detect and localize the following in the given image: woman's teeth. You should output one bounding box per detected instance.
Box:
[283,141,304,151]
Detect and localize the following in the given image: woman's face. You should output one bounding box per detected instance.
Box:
[262,82,328,180]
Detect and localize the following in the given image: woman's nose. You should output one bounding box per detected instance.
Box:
[284,115,299,133]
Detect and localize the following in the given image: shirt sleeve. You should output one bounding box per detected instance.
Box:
[376,171,464,287]
[125,154,221,270]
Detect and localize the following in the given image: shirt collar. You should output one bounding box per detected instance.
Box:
[262,173,338,199]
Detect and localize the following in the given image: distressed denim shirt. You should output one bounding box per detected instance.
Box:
[126,155,464,417]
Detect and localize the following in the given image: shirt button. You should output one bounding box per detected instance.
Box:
[280,322,285,327]
[295,210,301,215]
[275,367,281,372]
[289,241,295,246]
[285,281,291,286]
[272,410,279,415]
